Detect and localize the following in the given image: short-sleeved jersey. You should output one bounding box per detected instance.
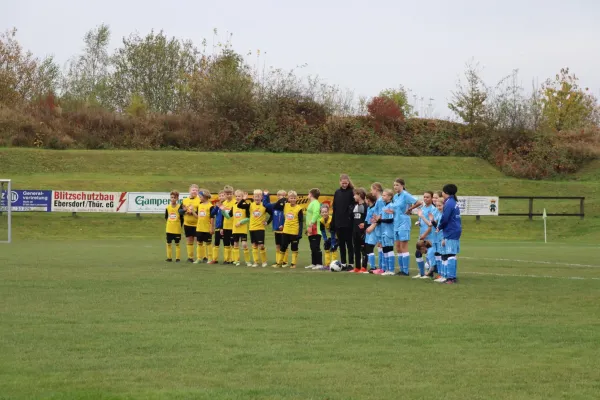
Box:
[283,203,303,236]
[232,202,250,235]
[249,202,268,231]
[374,196,384,237]
[392,191,417,231]
[380,201,395,239]
[222,198,236,230]
[165,204,183,234]
[431,208,442,243]
[196,202,214,233]
[365,204,377,245]
[418,204,436,241]
[182,196,201,227]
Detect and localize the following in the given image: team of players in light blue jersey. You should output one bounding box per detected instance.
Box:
[365,181,462,284]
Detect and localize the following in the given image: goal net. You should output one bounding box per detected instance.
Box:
[0,179,11,244]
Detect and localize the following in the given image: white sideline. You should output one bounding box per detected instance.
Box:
[270,270,600,281]
[461,256,600,269]
[462,271,600,281]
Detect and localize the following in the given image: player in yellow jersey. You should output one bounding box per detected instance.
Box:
[316,203,337,270]
[194,189,215,264]
[221,190,251,266]
[237,189,273,267]
[273,190,303,268]
[220,185,236,264]
[182,184,201,262]
[165,190,184,262]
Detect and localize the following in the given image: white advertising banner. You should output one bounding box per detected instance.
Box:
[51,191,128,213]
[127,192,193,214]
[411,195,499,216]
[461,196,499,216]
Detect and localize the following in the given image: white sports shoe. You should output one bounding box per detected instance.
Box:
[305,265,315,269]
[261,263,268,268]
[247,262,253,267]
[435,277,447,283]
[234,262,241,266]
[412,274,423,279]
[251,263,258,267]
[383,271,395,276]
[312,265,323,270]
[419,275,430,279]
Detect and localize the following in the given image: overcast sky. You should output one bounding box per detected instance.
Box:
[3,0,599,118]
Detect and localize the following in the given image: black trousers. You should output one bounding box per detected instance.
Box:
[336,227,354,265]
[352,230,366,269]
[309,235,322,266]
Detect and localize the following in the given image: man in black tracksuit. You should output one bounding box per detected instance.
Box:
[331,175,355,269]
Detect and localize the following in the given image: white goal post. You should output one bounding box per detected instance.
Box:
[0,179,11,244]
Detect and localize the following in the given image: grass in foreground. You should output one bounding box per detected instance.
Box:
[1,239,600,400]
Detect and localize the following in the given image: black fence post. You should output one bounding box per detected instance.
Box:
[528,198,533,220]
[580,198,585,220]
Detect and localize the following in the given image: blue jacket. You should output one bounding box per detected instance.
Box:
[211,205,224,229]
[263,194,285,232]
[438,197,462,240]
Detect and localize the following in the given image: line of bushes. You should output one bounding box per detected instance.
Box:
[1,102,598,180]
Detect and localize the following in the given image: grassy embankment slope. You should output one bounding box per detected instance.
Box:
[1,148,598,242]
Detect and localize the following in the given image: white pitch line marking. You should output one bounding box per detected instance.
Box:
[461,257,600,269]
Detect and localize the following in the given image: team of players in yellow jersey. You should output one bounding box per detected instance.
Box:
[165,183,334,269]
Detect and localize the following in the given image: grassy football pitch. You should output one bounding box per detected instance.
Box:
[1,149,599,399]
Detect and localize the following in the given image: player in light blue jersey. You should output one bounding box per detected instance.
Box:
[413,191,437,278]
[364,193,379,272]
[384,178,421,276]
[376,189,396,276]
[429,191,444,278]
[370,182,385,272]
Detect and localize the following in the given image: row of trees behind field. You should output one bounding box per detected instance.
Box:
[1,25,598,179]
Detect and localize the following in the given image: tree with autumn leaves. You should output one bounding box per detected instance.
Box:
[448,63,599,133]
[540,68,599,131]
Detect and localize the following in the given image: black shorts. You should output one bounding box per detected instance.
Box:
[274,232,283,246]
[166,233,181,243]
[232,233,248,243]
[196,231,212,243]
[214,229,223,246]
[223,229,233,246]
[184,225,196,238]
[250,230,265,245]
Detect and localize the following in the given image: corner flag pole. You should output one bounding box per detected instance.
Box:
[543,208,547,244]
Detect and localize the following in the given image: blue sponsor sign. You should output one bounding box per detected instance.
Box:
[0,190,52,212]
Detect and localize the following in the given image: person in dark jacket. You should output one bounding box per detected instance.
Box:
[331,173,356,269]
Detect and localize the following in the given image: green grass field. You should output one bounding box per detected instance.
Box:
[1,149,599,399]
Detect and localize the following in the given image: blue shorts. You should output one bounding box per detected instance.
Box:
[443,239,460,255]
[394,230,410,242]
[381,234,394,248]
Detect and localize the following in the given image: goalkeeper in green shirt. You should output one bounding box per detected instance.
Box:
[305,188,323,269]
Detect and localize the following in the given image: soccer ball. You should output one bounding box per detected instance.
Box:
[330,260,342,272]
